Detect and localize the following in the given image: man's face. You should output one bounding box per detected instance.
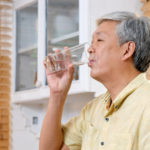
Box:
[88,21,122,81]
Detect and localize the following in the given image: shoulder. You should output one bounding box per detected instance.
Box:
[140,79,150,97]
[136,79,150,107]
[139,80,150,127]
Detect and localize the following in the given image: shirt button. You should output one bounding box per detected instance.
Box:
[105,118,109,121]
[115,105,119,109]
[100,141,104,146]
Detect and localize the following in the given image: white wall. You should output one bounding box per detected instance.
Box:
[89,0,143,97]
[90,0,143,34]
[11,104,42,150]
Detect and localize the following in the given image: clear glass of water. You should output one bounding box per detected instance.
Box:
[45,43,89,73]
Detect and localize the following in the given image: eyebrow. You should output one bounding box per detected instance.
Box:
[95,31,108,37]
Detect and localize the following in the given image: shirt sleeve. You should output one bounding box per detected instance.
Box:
[61,96,100,150]
[62,107,87,150]
[61,95,104,150]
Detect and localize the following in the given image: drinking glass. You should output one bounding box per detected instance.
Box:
[45,43,89,73]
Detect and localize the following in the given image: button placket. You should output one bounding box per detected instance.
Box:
[98,116,110,149]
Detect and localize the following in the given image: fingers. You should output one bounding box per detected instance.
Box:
[48,54,57,72]
[55,51,65,71]
[43,57,51,75]
[43,47,73,74]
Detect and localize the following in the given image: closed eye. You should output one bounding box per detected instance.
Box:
[97,39,103,42]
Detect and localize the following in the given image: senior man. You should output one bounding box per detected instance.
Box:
[39,11,150,150]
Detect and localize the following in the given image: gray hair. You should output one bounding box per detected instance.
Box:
[97,11,150,72]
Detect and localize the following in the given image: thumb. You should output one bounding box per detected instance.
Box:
[68,63,74,76]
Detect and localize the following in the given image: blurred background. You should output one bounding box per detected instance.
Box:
[0,0,150,150]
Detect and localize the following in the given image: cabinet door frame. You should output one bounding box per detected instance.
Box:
[14,0,37,10]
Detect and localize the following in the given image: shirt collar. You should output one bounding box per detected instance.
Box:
[103,73,147,117]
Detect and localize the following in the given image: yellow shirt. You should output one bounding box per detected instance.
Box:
[62,73,150,150]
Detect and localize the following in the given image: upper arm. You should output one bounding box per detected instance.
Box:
[62,115,85,149]
[61,102,90,149]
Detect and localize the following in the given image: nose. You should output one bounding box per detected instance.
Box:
[88,44,95,54]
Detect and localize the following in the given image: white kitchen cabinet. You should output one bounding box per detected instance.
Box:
[13,0,94,104]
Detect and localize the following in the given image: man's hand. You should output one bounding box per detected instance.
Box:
[44,48,74,99]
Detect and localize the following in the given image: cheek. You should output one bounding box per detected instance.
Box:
[96,47,110,64]
[96,46,120,67]
[96,45,107,57]
[104,43,120,59]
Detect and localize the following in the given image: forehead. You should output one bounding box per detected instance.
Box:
[93,21,119,38]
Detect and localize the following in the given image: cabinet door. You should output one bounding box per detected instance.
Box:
[46,0,80,80]
[16,2,38,91]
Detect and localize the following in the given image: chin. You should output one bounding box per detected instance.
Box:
[90,69,106,82]
[90,70,100,80]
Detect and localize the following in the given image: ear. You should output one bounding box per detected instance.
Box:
[121,41,136,61]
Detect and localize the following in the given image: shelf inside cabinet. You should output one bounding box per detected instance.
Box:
[49,31,79,44]
[17,45,37,54]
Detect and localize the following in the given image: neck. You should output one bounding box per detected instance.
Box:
[101,69,141,102]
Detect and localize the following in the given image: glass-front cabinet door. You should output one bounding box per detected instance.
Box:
[14,0,90,103]
[47,0,80,80]
[16,2,38,91]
